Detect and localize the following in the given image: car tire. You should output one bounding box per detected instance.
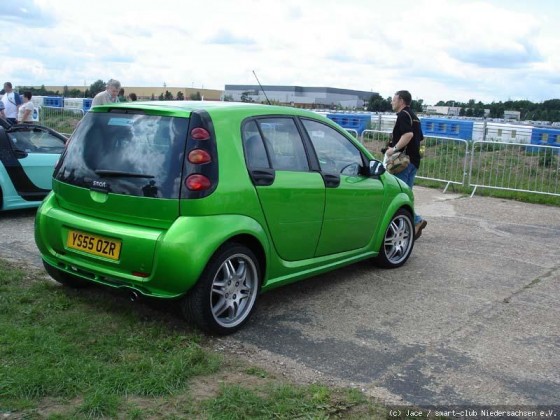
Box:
[181,243,261,335]
[374,208,415,268]
[43,260,90,288]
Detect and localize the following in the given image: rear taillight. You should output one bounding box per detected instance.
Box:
[182,110,218,199]
[185,174,211,191]
[188,149,212,164]
[191,127,210,140]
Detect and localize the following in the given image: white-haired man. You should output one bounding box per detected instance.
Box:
[92,79,121,106]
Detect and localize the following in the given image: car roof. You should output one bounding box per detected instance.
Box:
[88,101,367,154]
[91,101,321,118]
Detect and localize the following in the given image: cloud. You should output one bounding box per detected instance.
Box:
[206,29,256,46]
[325,52,356,63]
[451,39,543,69]
[0,0,56,27]
[98,54,136,64]
[437,2,544,69]
[1,0,559,105]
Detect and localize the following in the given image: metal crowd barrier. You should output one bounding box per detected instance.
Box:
[361,130,468,193]
[361,130,560,198]
[360,128,391,156]
[418,136,469,193]
[28,111,560,199]
[469,141,560,197]
[345,128,359,138]
[37,106,85,137]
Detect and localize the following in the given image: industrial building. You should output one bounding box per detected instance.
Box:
[224,85,376,109]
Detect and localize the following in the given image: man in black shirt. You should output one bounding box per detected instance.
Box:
[386,90,427,239]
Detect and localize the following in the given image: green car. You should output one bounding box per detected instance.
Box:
[35,101,415,334]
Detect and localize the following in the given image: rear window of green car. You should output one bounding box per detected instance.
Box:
[55,112,189,199]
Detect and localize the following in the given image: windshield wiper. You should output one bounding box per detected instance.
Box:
[95,170,154,178]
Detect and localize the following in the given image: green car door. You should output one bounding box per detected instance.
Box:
[301,119,386,257]
[243,118,325,262]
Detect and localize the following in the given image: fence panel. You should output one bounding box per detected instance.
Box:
[361,129,390,156]
[31,110,560,199]
[345,128,359,138]
[469,141,560,197]
[38,106,85,136]
[418,136,469,192]
[361,130,469,192]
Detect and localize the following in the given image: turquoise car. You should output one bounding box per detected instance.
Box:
[0,121,67,211]
[35,102,416,334]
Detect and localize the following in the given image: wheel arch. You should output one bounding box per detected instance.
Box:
[372,193,415,253]
[220,233,267,285]
[399,204,414,220]
[374,206,415,268]
[181,236,263,334]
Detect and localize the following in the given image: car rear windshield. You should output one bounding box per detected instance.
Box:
[54,111,189,199]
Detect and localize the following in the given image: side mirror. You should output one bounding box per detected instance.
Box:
[368,160,386,177]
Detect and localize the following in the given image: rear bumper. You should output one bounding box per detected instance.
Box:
[35,194,184,297]
[35,194,269,298]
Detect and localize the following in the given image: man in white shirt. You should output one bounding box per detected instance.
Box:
[1,82,22,124]
[92,79,121,106]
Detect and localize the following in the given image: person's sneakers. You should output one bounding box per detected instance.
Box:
[414,220,427,240]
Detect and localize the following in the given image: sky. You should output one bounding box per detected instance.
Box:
[2,0,560,105]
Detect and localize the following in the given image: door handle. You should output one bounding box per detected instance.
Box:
[250,169,275,186]
[321,173,340,188]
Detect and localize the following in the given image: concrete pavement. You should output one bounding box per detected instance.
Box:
[231,187,560,409]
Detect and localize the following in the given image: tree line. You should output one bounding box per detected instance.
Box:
[17,80,203,101]
[366,93,560,122]
[16,84,87,98]
[16,82,560,122]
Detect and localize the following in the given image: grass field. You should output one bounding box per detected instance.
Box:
[0,259,394,419]
[39,107,84,136]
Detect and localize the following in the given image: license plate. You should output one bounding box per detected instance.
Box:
[66,230,122,260]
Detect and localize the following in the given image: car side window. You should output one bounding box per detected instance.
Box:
[8,132,36,153]
[8,130,66,154]
[259,118,309,171]
[243,118,309,172]
[302,119,363,175]
[242,121,270,169]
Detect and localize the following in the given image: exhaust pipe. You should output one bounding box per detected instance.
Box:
[129,290,140,302]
